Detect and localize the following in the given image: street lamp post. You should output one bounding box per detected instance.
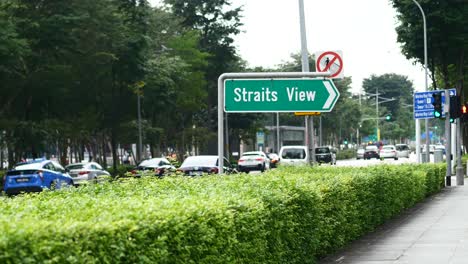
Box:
[411,0,430,163]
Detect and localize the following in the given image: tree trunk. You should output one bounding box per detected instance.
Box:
[7,144,14,169]
[101,135,107,168]
[60,140,68,165]
[111,128,118,171]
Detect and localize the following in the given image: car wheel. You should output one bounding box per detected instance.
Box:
[50,180,58,190]
[394,157,398,160]
[260,164,265,172]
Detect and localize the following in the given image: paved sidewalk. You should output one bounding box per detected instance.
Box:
[319,177,468,264]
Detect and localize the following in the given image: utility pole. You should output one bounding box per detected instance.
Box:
[376,87,379,141]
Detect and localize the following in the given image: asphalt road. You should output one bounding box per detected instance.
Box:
[336,153,418,167]
[248,152,444,173]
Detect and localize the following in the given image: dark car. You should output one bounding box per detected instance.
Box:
[315,146,336,165]
[267,153,280,168]
[364,146,380,159]
[3,159,74,195]
[178,155,236,176]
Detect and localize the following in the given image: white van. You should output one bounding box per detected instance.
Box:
[278,145,309,166]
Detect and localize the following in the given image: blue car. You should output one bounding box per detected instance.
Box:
[3,159,74,195]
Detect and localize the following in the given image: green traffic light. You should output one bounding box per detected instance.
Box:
[385,115,391,121]
[434,111,442,118]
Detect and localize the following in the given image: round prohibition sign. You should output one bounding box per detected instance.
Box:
[317,51,343,78]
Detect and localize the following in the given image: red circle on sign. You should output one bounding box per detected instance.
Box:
[316,51,343,78]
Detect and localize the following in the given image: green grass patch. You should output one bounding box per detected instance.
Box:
[0,164,445,263]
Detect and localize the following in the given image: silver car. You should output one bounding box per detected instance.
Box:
[395,144,410,158]
[356,148,365,159]
[65,162,110,185]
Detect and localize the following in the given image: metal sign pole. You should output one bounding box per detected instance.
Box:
[456,118,464,185]
[276,112,280,153]
[298,0,312,165]
[445,90,452,185]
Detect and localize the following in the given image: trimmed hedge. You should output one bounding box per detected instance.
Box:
[0,164,445,263]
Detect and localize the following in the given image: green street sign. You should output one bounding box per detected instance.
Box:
[224,78,340,112]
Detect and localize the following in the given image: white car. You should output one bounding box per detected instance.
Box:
[278,145,308,166]
[356,148,365,159]
[65,162,111,185]
[238,151,270,173]
[395,144,410,158]
[379,145,398,160]
[135,158,176,176]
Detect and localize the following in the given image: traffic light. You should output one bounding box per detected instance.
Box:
[432,91,443,118]
[385,114,392,121]
[462,103,468,122]
[449,95,461,123]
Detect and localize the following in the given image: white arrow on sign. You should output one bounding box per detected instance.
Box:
[323,81,337,109]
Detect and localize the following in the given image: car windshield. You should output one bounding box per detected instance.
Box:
[66,164,85,170]
[382,146,394,150]
[139,158,164,167]
[366,146,378,151]
[396,145,409,151]
[181,156,218,167]
[282,149,305,159]
[357,149,365,153]
[315,148,330,154]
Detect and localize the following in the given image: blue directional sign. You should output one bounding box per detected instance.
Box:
[413,89,456,119]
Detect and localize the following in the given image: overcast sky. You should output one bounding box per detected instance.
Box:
[149,0,426,94]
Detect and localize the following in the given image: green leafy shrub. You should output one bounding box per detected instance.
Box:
[0,164,445,263]
[107,164,135,178]
[336,149,355,160]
